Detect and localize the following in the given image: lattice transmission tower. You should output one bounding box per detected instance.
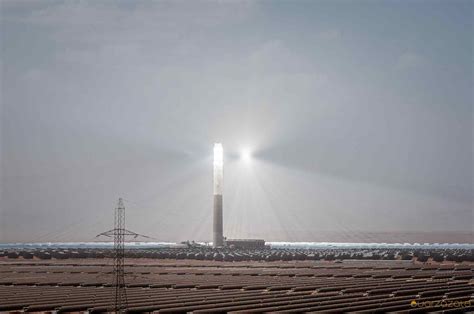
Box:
[96,198,151,312]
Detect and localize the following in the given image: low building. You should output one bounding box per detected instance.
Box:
[225,239,266,250]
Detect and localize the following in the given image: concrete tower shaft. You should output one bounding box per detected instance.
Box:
[213,143,224,247]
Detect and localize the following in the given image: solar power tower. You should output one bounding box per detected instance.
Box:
[96,198,150,312]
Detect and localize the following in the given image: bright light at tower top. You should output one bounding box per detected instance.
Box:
[241,148,252,162]
[213,143,223,196]
[213,143,223,166]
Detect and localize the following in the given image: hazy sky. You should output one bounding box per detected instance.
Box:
[1,0,472,243]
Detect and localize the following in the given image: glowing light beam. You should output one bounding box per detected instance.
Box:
[241,148,252,163]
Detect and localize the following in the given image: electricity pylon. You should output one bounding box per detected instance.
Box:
[96,198,151,312]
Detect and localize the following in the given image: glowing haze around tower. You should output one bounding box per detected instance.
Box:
[213,143,224,247]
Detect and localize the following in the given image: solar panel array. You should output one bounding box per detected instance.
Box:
[2,247,473,263]
[0,260,472,312]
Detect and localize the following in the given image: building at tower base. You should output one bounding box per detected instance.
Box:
[225,239,266,250]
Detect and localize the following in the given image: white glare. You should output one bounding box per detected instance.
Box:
[214,143,223,167]
[241,149,252,162]
[213,143,223,195]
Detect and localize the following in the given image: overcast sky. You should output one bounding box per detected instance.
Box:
[1,0,472,243]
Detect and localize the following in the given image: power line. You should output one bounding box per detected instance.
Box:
[96,198,151,312]
[114,198,127,312]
